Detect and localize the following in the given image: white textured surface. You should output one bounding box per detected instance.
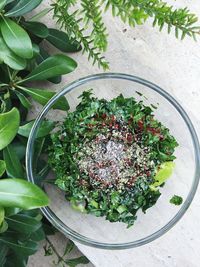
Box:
[28,0,200,266]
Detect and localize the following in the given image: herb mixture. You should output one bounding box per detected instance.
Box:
[48,90,178,227]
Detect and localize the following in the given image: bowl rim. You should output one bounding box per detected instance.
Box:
[26,73,200,249]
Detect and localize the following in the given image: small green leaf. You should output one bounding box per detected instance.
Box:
[46,28,81,52]
[3,144,24,178]
[24,54,77,81]
[0,17,33,59]
[0,178,49,209]
[0,237,38,255]
[0,107,20,150]
[0,220,8,233]
[19,87,70,111]
[5,0,42,17]
[6,214,42,234]
[14,90,32,109]
[18,120,54,138]
[65,256,90,267]
[170,195,183,206]
[0,160,6,177]
[0,35,26,70]
[0,206,5,225]
[23,21,49,38]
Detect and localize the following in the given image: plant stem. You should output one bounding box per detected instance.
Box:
[45,237,64,264]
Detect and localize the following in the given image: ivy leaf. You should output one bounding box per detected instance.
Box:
[18,120,55,138]
[46,28,81,52]
[0,107,20,150]
[0,178,49,209]
[24,54,77,81]
[23,21,49,38]
[0,17,33,59]
[0,206,5,225]
[0,237,38,255]
[3,144,24,178]
[5,0,42,17]
[14,90,32,109]
[19,87,70,111]
[0,35,26,70]
[6,214,42,234]
[0,160,6,177]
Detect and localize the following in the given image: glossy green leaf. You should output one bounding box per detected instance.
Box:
[0,237,38,255]
[6,214,42,234]
[36,47,61,84]
[0,206,5,225]
[30,226,45,241]
[23,21,49,38]
[3,144,24,178]
[5,207,21,217]
[0,35,26,70]
[46,28,81,52]
[19,87,70,111]
[0,160,6,177]
[32,43,40,57]
[1,17,33,59]
[18,120,55,138]
[24,54,77,81]
[0,107,20,150]
[14,90,32,109]
[0,0,6,10]
[5,253,28,267]
[12,141,26,160]
[5,0,42,17]
[0,178,49,209]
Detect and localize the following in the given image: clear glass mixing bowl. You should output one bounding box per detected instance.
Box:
[26,73,200,249]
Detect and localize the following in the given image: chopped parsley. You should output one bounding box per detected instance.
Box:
[170,195,183,206]
[48,90,178,227]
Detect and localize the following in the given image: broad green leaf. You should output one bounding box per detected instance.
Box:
[19,87,70,111]
[18,120,55,138]
[32,43,40,57]
[29,7,51,22]
[0,206,5,225]
[0,107,20,150]
[3,144,24,178]
[14,90,32,109]
[6,214,42,234]
[0,35,26,70]
[0,0,6,10]
[5,253,28,267]
[0,220,8,233]
[0,178,49,209]
[36,47,61,84]
[12,141,26,160]
[5,207,21,216]
[23,21,49,38]
[46,28,81,52]
[1,17,33,59]
[5,0,42,17]
[24,54,77,81]
[0,160,6,177]
[0,237,38,255]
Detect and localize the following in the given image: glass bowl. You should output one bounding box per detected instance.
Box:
[26,73,200,249]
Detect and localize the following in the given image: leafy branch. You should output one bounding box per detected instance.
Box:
[53,0,200,69]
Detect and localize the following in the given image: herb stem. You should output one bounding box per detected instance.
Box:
[45,237,63,264]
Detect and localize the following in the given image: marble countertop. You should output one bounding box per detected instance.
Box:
[29,0,200,266]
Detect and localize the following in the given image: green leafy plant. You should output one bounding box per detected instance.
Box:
[51,0,200,70]
[0,1,88,266]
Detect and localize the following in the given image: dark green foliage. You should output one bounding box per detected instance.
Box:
[170,195,183,205]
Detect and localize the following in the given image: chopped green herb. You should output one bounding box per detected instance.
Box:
[48,90,178,227]
[170,195,183,206]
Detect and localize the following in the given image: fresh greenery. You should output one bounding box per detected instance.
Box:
[52,0,200,69]
[48,90,178,227]
[170,195,183,205]
[0,0,87,266]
